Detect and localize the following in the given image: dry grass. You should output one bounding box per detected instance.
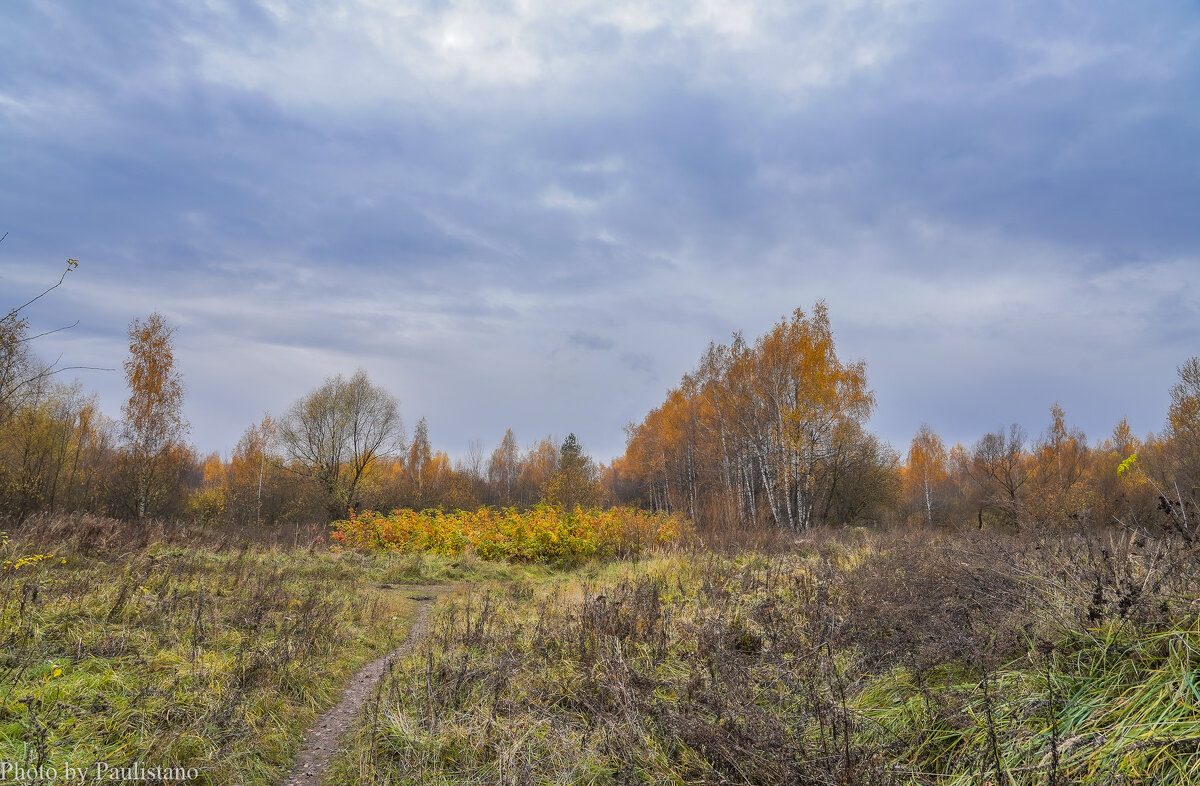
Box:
[8,510,1200,785]
[0,515,441,785]
[331,523,1200,785]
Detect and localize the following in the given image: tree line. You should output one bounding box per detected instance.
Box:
[1,263,605,525]
[893,390,1199,533]
[5,260,1197,533]
[613,301,1200,533]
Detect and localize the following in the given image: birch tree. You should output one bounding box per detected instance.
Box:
[121,313,188,518]
[906,423,948,527]
[487,428,520,505]
[620,301,882,531]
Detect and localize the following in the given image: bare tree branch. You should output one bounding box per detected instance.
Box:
[4,258,79,322]
[19,320,81,343]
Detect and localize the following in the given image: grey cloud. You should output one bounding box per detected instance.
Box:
[568,332,616,351]
[621,353,656,376]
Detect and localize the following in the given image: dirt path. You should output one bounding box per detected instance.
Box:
[282,584,447,785]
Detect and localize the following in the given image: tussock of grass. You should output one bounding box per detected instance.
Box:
[857,621,1200,784]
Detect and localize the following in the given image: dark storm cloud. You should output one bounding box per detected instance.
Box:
[2,0,1198,460]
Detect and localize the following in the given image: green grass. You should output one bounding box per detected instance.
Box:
[0,538,449,785]
[856,621,1200,784]
[0,519,651,785]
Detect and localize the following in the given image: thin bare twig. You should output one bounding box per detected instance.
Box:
[18,320,80,344]
[4,258,79,321]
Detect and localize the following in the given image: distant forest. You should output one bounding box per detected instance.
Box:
[3,263,1197,534]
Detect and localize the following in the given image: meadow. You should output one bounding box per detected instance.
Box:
[329,524,1200,785]
[4,508,1200,785]
[0,514,538,786]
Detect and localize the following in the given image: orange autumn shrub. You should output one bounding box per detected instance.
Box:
[330,505,691,562]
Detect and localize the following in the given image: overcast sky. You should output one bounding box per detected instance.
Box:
[2,0,1198,463]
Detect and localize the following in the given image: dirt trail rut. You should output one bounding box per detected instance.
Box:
[282,585,446,785]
